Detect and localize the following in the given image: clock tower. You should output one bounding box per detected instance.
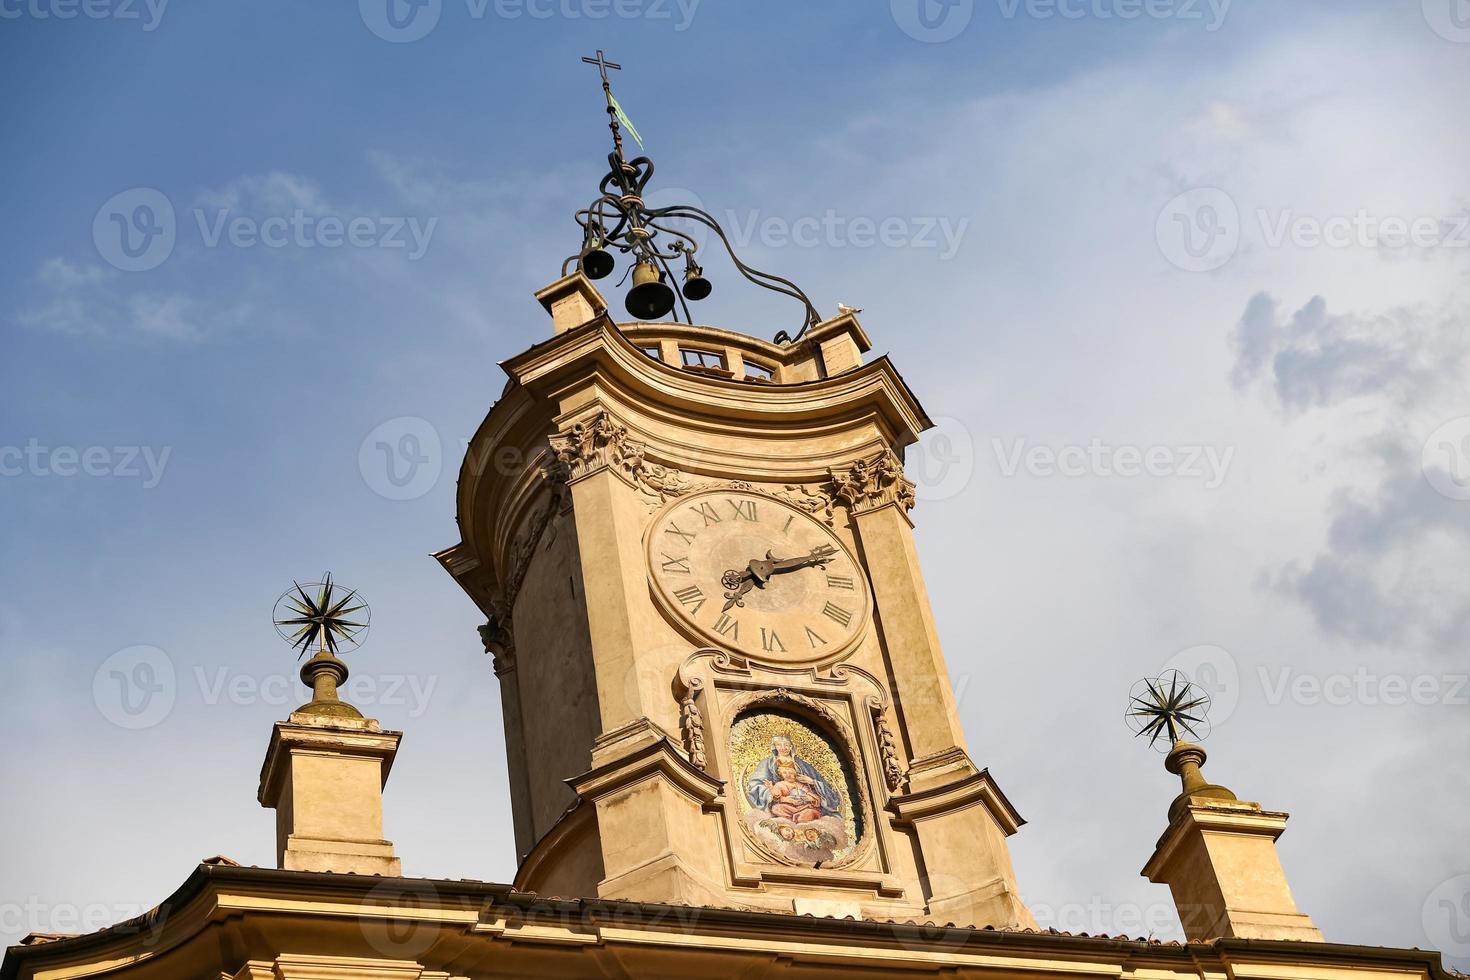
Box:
[436,285,1033,928]
[435,59,1033,928]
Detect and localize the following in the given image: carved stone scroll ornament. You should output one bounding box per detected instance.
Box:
[868,697,909,793]
[674,648,749,773]
[499,477,566,612]
[826,448,916,515]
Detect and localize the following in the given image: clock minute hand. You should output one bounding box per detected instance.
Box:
[765,544,838,575]
[721,545,838,612]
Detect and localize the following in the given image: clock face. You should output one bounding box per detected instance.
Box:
[646,489,871,663]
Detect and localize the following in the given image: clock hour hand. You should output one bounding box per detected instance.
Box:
[721,568,756,611]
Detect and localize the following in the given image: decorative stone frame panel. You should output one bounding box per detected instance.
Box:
[723,687,875,873]
[674,650,910,900]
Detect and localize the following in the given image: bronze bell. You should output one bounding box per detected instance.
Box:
[681,258,712,301]
[625,260,676,320]
[580,227,614,280]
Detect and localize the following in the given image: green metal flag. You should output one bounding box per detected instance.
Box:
[609,94,645,150]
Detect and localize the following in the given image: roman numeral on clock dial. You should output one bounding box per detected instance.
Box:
[673,585,706,614]
[727,498,757,521]
[821,602,853,628]
[664,522,697,545]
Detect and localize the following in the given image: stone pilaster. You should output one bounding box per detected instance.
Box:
[831,449,1034,929]
[571,718,727,908]
[554,456,648,731]
[831,453,958,760]
[889,748,1035,930]
[480,614,535,859]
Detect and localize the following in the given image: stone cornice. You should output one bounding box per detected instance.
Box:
[1141,799,1289,882]
[443,318,933,616]
[5,863,1459,980]
[570,717,725,809]
[500,317,931,447]
[888,759,1026,837]
[257,719,402,808]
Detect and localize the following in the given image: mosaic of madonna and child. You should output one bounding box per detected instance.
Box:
[731,708,864,867]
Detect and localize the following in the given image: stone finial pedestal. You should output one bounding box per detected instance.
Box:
[535,272,609,335]
[803,310,872,376]
[257,651,403,876]
[1142,742,1322,942]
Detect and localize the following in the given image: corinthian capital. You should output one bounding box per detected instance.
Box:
[478,611,516,676]
[827,448,916,515]
[547,410,635,483]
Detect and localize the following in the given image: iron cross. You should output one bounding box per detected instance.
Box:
[581,50,628,159]
[580,50,622,87]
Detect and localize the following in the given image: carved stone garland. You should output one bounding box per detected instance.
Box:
[674,649,743,772]
[676,653,910,801]
[547,410,837,521]
[678,677,708,771]
[868,697,909,793]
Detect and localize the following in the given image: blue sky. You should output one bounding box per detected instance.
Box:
[3,0,1469,959]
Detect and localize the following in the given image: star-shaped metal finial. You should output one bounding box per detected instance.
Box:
[1126,669,1212,751]
[272,573,369,659]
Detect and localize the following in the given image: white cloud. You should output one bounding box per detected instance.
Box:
[1231,293,1468,413]
[1228,292,1470,655]
[195,171,327,213]
[36,256,112,291]
[1275,471,1470,653]
[7,4,1468,957]
[18,258,252,342]
[15,167,447,342]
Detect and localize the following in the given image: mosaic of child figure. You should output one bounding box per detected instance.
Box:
[747,735,840,820]
[742,731,851,866]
